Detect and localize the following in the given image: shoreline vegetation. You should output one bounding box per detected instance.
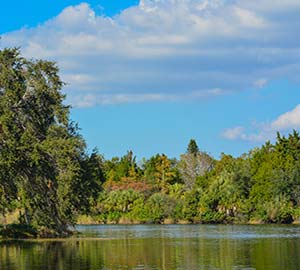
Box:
[1,48,300,239]
[76,216,300,226]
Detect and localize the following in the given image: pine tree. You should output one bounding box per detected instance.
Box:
[187,139,199,156]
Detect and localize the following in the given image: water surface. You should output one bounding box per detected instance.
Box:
[0,225,299,270]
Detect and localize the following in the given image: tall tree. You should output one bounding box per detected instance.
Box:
[179,139,214,190]
[0,48,93,235]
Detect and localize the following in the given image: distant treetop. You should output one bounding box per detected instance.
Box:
[187,139,199,156]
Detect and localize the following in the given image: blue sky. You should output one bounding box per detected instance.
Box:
[1,0,300,160]
[0,1,138,32]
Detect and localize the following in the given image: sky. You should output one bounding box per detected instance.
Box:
[1,0,300,160]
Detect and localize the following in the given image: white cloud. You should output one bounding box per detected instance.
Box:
[233,7,267,28]
[63,73,94,85]
[222,126,245,140]
[1,0,300,106]
[271,105,300,130]
[70,88,226,107]
[222,104,300,142]
[71,93,165,107]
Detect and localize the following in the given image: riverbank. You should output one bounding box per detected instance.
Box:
[76,214,300,226]
[0,224,76,239]
[1,211,299,240]
[1,219,300,240]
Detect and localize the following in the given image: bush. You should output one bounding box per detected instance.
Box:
[144,193,177,223]
[253,197,294,224]
[199,210,226,224]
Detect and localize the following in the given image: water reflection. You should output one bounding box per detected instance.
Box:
[0,225,299,270]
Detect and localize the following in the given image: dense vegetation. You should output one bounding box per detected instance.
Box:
[1,48,300,237]
[0,48,101,237]
[82,133,300,225]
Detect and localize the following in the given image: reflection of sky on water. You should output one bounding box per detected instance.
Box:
[76,224,300,240]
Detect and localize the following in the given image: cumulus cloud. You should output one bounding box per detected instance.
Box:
[222,104,300,142]
[271,105,300,130]
[1,0,300,106]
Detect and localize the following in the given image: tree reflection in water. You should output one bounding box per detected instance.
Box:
[0,225,299,270]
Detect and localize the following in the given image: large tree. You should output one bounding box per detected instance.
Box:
[179,139,214,190]
[0,48,97,235]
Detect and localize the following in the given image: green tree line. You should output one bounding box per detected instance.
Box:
[1,48,300,237]
[85,132,300,225]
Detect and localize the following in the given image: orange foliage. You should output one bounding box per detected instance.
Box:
[104,177,152,192]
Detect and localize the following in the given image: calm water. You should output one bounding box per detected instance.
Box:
[1,225,300,270]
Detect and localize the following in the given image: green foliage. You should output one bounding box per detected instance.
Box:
[187,139,199,156]
[86,131,300,225]
[79,149,105,213]
[0,48,102,236]
[253,196,294,223]
[127,197,149,222]
[94,189,145,223]
[105,151,140,183]
[142,154,179,193]
[144,193,177,223]
[181,189,201,221]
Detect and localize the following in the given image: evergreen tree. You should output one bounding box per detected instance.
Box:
[187,139,199,156]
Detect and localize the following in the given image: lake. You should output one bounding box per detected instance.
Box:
[0,224,300,269]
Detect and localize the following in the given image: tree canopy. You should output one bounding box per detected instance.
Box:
[0,48,101,236]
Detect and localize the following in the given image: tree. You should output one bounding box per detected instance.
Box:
[179,139,214,190]
[143,154,178,193]
[79,149,105,214]
[105,151,139,183]
[104,150,145,192]
[0,48,92,235]
[187,139,199,156]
